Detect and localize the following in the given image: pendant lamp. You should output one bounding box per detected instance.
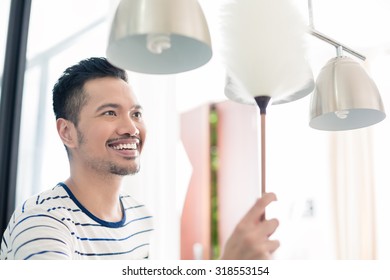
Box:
[309,55,386,131]
[106,0,212,74]
[307,0,386,130]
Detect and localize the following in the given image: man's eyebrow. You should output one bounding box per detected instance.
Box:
[133,104,143,111]
[95,103,143,112]
[95,103,120,112]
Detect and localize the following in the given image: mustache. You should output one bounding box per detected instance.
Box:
[106,135,141,145]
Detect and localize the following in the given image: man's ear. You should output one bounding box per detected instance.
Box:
[56,118,77,149]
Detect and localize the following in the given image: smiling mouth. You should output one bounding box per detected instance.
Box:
[109,143,138,150]
[107,143,140,159]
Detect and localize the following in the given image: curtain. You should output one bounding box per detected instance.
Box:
[330,129,377,259]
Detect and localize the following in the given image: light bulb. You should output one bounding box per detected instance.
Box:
[147,34,171,54]
[335,110,349,119]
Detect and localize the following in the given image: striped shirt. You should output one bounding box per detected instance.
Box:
[0,183,153,260]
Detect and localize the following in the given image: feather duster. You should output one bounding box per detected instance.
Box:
[220,0,313,104]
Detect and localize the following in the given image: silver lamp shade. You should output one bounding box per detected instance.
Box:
[310,56,386,131]
[106,0,212,74]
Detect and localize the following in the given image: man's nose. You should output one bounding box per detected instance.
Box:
[119,115,139,136]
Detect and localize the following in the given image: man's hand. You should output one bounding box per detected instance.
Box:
[220,192,280,260]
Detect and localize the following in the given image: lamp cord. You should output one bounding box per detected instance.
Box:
[308,0,314,29]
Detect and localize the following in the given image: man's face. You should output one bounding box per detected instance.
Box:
[72,77,146,176]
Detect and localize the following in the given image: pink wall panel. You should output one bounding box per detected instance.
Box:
[216,101,261,249]
[180,105,211,260]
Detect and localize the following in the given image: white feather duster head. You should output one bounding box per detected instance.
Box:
[220,0,313,103]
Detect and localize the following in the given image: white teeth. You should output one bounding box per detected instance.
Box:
[112,143,137,150]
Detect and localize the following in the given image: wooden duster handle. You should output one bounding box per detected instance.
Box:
[260,112,266,221]
[261,113,266,196]
[255,96,271,222]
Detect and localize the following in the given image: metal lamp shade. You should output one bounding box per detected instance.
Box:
[310,56,385,131]
[106,0,212,74]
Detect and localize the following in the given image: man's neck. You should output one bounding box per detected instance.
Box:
[65,167,124,223]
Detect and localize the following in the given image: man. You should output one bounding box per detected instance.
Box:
[0,57,279,260]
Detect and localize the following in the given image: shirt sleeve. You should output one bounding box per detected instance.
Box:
[4,212,73,260]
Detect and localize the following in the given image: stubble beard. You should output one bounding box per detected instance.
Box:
[77,129,140,177]
[108,158,140,176]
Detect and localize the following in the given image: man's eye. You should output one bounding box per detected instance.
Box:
[103,111,116,116]
[133,111,142,118]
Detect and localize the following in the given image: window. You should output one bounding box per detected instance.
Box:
[16,0,112,204]
[0,0,11,100]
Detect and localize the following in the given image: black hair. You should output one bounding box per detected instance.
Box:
[52,57,128,126]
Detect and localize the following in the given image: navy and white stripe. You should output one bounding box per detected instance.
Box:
[0,183,153,260]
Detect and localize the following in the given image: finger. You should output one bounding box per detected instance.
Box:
[267,239,280,254]
[243,193,277,224]
[254,240,280,260]
[259,218,279,237]
[250,218,279,242]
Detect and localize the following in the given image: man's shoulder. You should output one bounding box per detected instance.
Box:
[3,184,74,248]
[13,184,72,219]
[1,185,75,260]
